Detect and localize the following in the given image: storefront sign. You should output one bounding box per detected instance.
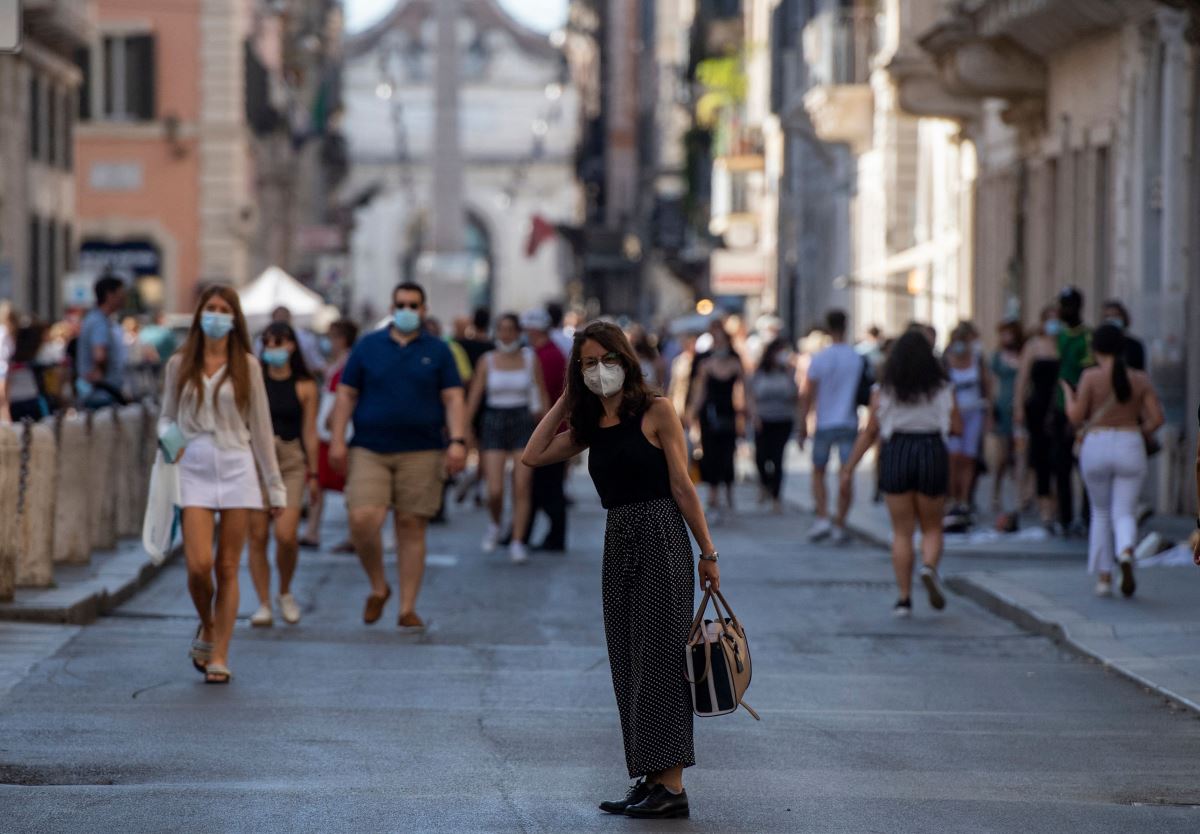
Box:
[710,249,767,296]
[89,162,145,192]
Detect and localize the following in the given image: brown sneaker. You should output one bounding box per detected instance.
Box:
[397,611,425,631]
[363,586,392,624]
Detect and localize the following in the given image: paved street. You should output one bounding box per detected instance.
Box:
[4,473,1200,833]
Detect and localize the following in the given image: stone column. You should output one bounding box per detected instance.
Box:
[1157,8,1189,359]
[1154,7,1193,511]
[53,413,93,564]
[0,424,19,601]
[431,0,464,255]
[16,422,57,588]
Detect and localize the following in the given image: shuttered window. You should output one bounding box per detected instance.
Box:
[74,47,91,120]
[92,33,157,121]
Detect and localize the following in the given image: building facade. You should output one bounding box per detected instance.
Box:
[73,0,343,313]
[0,0,94,319]
[793,0,975,341]
[343,0,579,321]
[914,0,1200,511]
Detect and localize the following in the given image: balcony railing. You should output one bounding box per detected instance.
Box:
[804,8,878,88]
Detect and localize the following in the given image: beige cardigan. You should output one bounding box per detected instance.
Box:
[159,353,286,508]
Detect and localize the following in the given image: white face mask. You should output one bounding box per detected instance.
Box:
[496,338,522,354]
[582,363,625,398]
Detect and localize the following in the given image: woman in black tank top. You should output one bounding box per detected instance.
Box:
[247,322,320,628]
[523,321,719,820]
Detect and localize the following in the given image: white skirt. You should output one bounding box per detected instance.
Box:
[178,433,264,510]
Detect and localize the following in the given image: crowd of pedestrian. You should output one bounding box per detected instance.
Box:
[6,266,1193,818]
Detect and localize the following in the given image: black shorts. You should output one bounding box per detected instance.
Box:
[879,432,949,497]
[479,406,534,452]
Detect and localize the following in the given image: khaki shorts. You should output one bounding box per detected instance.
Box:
[346,447,445,518]
[262,437,308,509]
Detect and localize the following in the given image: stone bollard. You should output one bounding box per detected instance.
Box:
[16,421,57,588]
[114,405,146,537]
[0,424,19,601]
[87,409,119,551]
[53,412,93,564]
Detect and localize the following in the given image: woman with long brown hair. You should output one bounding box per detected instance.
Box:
[159,285,285,683]
[247,322,320,627]
[523,321,719,820]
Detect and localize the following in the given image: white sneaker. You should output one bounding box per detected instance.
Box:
[808,518,833,541]
[829,525,849,545]
[277,593,301,625]
[250,604,273,628]
[482,522,501,553]
[1095,579,1112,597]
[509,541,529,564]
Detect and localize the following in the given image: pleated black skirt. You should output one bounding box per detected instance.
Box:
[601,497,696,778]
[879,432,949,497]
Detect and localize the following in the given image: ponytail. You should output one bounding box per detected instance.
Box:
[1112,355,1132,403]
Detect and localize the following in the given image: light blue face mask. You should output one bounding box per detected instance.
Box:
[1105,318,1125,330]
[1044,318,1063,337]
[393,308,421,333]
[201,312,234,340]
[262,347,291,367]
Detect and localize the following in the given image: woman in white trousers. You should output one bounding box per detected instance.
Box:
[1063,323,1163,598]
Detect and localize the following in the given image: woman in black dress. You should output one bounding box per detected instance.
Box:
[687,324,745,518]
[523,321,720,820]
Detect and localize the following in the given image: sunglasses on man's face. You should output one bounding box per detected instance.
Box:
[394,302,421,311]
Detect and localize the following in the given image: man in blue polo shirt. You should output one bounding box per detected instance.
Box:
[329,282,466,630]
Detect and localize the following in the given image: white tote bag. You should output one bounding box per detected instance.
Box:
[142,451,182,565]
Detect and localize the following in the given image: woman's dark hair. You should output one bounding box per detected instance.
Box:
[497,312,520,331]
[260,321,313,381]
[997,319,1024,352]
[757,337,791,374]
[329,318,359,347]
[629,325,658,360]
[881,330,949,404]
[1092,322,1131,403]
[12,318,47,363]
[566,320,658,446]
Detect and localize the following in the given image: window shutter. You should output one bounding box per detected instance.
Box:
[126,34,156,120]
[29,74,40,161]
[74,47,91,120]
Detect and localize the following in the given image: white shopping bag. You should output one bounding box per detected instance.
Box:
[142,451,181,565]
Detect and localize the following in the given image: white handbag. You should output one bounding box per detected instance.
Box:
[142,451,181,565]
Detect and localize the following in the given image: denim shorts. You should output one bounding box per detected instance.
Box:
[812,426,858,470]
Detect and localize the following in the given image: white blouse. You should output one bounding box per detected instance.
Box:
[876,383,954,440]
[159,354,285,507]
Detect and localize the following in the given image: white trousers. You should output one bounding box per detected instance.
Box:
[1079,430,1146,575]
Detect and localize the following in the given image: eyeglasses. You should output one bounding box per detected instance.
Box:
[394,302,421,311]
[579,352,621,371]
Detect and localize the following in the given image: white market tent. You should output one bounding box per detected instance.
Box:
[238,266,329,330]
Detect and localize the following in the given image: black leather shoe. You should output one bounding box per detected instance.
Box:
[598,779,652,815]
[624,784,689,818]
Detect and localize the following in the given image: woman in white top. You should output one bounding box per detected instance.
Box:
[159,285,285,683]
[841,329,961,617]
[465,313,549,563]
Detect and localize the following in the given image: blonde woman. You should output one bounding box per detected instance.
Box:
[159,286,285,683]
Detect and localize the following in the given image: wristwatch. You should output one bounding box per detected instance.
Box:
[699,550,719,563]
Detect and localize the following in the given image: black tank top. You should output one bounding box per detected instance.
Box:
[587,408,673,510]
[1027,358,1060,413]
[265,373,302,441]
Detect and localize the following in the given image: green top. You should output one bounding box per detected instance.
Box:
[1056,324,1093,407]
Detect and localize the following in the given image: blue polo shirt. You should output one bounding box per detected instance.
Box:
[341,328,463,453]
